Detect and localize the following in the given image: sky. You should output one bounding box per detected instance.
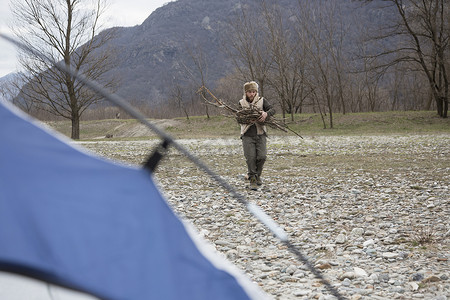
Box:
[0,0,172,78]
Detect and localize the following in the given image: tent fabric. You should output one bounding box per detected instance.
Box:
[0,101,269,300]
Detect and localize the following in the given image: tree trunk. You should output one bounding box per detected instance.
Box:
[328,103,334,129]
[71,114,80,140]
[444,97,448,118]
[436,96,448,118]
[205,104,210,119]
[425,89,433,110]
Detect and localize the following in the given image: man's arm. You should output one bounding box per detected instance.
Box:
[263,99,275,117]
[258,99,275,122]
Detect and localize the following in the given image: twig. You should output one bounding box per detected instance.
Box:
[196,86,239,113]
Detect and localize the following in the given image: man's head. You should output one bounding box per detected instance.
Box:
[244,81,258,93]
[244,81,258,102]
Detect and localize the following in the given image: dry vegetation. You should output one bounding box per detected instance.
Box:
[48,110,450,140]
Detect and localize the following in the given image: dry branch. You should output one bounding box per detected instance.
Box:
[197,86,303,138]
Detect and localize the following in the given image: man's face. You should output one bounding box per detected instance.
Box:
[246,90,257,101]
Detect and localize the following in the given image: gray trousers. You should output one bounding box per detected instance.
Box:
[242,135,267,178]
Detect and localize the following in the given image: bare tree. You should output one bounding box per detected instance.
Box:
[170,83,189,120]
[11,0,117,139]
[222,3,273,95]
[296,0,350,128]
[365,0,449,117]
[214,73,242,107]
[261,2,308,121]
[178,44,212,119]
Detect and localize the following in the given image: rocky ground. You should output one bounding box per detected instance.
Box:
[78,134,449,300]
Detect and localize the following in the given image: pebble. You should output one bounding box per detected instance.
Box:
[351,228,364,236]
[354,267,368,277]
[293,289,311,296]
[79,134,450,299]
[408,282,419,291]
[363,239,375,248]
[382,252,399,259]
[335,234,346,244]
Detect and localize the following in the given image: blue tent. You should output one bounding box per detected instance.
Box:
[0,101,269,300]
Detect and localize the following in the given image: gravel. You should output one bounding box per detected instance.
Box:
[78,134,449,300]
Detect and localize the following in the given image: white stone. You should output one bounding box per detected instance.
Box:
[382,252,399,259]
[339,272,356,280]
[407,282,419,291]
[336,233,346,244]
[369,273,379,282]
[293,289,311,296]
[351,228,365,236]
[363,239,375,248]
[354,267,368,277]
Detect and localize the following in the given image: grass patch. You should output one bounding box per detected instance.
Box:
[410,225,437,246]
[282,111,450,136]
[47,110,449,140]
[167,115,239,138]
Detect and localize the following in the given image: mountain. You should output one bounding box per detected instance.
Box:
[0,72,19,88]
[106,0,244,105]
[7,0,388,108]
[103,0,388,106]
[0,72,22,102]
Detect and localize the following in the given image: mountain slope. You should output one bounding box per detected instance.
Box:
[107,0,243,105]
[104,0,391,106]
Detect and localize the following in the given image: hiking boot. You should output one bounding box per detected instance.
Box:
[256,175,262,186]
[249,176,258,190]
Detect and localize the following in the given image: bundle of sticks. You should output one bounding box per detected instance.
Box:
[197,86,303,138]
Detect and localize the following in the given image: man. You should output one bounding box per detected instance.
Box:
[238,81,275,190]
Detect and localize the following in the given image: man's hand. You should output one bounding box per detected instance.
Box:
[258,111,268,122]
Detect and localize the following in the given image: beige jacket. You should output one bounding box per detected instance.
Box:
[239,96,267,136]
